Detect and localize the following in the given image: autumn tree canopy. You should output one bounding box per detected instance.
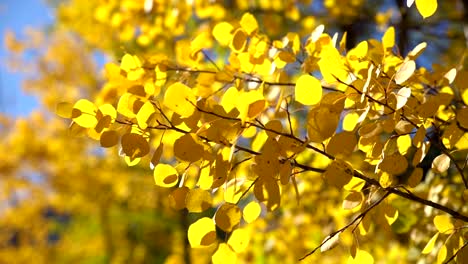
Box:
[3,0,468,263]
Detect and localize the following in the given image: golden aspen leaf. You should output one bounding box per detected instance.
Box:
[247,100,266,119]
[239,12,258,35]
[397,134,412,155]
[379,172,395,188]
[197,164,213,190]
[344,177,366,191]
[382,26,395,52]
[407,168,423,188]
[384,204,399,225]
[348,249,374,264]
[394,60,416,85]
[379,153,408,175]
[279,161,292,185]
[188,217,217,248]
[56,102,73,118]
[229,28,248,53]
[228,228,250,253]
[124,156,140,166]
[168,186,189,210]
[242,125,257,138]
[463,190,468,201]
[422,232,439,254]
[347,41,368,61]
[265,120,282,138]
[154,164,179,188]
[154,65,167,88]
[120,54,145,81]
[294,75,322,106]
[253,177,280,211]
[342,191,363,210]
[212,243,237,264]
[100,130,119,148]
[212,22,234,46]
[413,142,430,166]
[136,101,155,129]
[307,104,341,143]
[320,231,341,252]
[72,99,98,128]
[163,82,197,117]
[173,133,204,162]
[323,159,354,189]
[121,133,149,159]
[444,68,457,84]
[220,86,239,114]
[318,45,349,84]
[432,154,450,173]
[408,42,427,59]
[215,203,242,232]
[150,143,164,169]
[310,24,325,43]
[343,112,360,131]
[186,188,213,213]
[413,126,426,147]
[456,108,468,129]
[415,0,437,18]
[327,131,357,157]
[243,201,261,223]
[395,87,411,110]
[434,215,454,234]
[437,245,447,263]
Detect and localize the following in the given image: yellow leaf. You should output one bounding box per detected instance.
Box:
[408,42,427,59]
[318,45,349,84]
[186,188,213,213]
[120,54,145,81]
[294,75,322,106]
[72,99,98,128]
[415,0,437,18]
[397,134,412,155]
[437,245,447,263]
[456,108,468,129]
[422,232,439,254]
[163,82,197,117]
[136,101,155,130]
[343,112,360,131]
[382,26,395,52]
[229,28,248,53]
[243,201,261,223]
[323,160,354,189]
[150,143,164,169]
[100,130,119,148]
[253,177,280,211]
[395,87,411,110]
[407,168,423,188]
[433,215,454,234]
[212,243,236,264]
[379,153,408,175]
[342,191,363,210]
[307,104,341,143]
[384,204,399,225]
[394,60,416,85]
[327,131,357,157]
[188,217,217,248]
[168,186,189,210]
[227,228,250,253]
[213,22,234,46]
[239,12,258,35]
[121,133,150,159]
[320,231,341,252]
[215,203,242,232]
[264,120,283,138]
[153,164,179,188]
[173,133,205,162]
[56,102,73,118]
[432,154,450,173]
[347,249,374,264]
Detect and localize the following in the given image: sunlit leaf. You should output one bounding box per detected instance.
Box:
[433,215,454,234]
[153,164,179,188]
[415,0,437,18]
[188,217,217,248]
[294,75,322,106]
[212,243,237,264]
[215,203,242,232]
[163,82,197,117]
[243,201,261,223]
[320,231,341,252]
[394,60,416,85]
[422,232,439,254]
[186,188,213,213]
[432,154,450,173]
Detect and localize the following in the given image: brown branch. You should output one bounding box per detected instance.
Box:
[443,240,468,264]
[299,191,391,261]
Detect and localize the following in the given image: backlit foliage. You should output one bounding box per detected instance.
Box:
[3,0,468,263]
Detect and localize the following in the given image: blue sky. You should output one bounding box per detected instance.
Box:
[0,0,53,117]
